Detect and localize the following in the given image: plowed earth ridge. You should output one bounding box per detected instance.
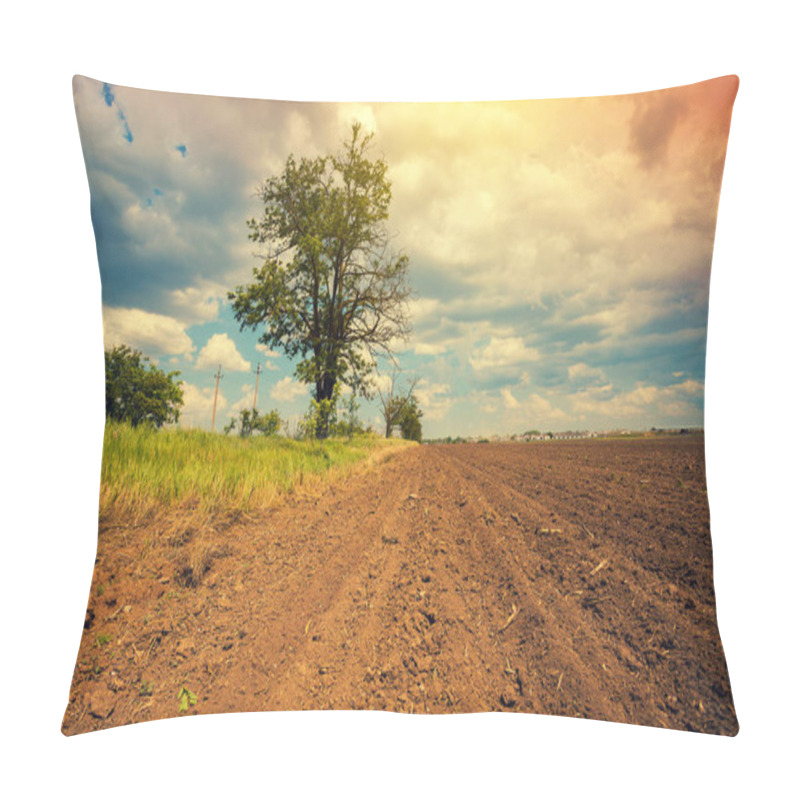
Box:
[63,436,737,735]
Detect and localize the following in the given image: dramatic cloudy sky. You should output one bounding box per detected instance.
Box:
[73,74,737,437]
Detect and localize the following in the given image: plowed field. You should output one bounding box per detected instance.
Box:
[62,435,737,735]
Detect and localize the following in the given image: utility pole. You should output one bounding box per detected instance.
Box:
[211,364,223,432]
[252,363,262,411]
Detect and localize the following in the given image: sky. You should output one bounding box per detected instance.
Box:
[73,75,738,438]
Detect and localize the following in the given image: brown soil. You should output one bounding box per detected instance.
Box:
[62,435,737,735]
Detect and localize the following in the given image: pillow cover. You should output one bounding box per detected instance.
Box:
[63,75,739,735]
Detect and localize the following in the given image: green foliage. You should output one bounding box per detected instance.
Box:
[339,380,368,437]
[383,395,407,437]
[228,123,412,421]
[299,384,372,439]
[178,686,197,712]
[224,408,282,437]
[105,344,183,428]
[379,383,422,441]
[397,395,423,442]
[300,385,341,440]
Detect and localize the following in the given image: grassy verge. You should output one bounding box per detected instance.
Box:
[99,421,414,518]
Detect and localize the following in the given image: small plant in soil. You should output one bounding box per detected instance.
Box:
[178,686,198,712]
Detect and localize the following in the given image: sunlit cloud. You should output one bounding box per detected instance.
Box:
[415,379,454,421]
[567,379,704,422]
[102,306,194,357]
[469,336,540,372]
[168,284,222,325]
[501,387,520,409]
[178,382,227,429]
[270,377,308,403]
[196,333,250,372]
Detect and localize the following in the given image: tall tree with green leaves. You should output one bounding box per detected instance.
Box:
[104,344,184,428]
[228,123,412,437]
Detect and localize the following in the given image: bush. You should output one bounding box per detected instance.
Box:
[105,344,183,428]
[224,408,281,437]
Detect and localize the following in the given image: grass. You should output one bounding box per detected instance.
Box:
[99,421,414,518]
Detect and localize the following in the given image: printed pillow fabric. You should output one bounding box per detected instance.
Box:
[63,75,739,735]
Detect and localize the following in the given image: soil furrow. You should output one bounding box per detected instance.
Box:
[62,436,737,735]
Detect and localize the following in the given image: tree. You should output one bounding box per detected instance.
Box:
[398,395,423,442]
[105,344,183,428]
[376,368,418,438]
[340,386,368,437]
[228,123,412,437]
[223,408,281,437]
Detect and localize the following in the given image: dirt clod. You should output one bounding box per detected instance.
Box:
[86,685,116,720]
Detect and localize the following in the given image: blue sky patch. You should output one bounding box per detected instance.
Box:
[100,82,133,142]
[101,83,115,106]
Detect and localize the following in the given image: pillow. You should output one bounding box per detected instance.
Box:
[63,75,739,735]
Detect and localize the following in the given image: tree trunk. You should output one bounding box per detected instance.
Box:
[315,373,335,402]
[313,372,337,439]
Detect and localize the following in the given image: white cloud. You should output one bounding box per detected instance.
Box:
[414,342,447,356]
[103,306,194,357]
[367,372,394,395]
[178,382,227,429]
[252,345,283,371]
[336,104,378,137]
[415,379,454,421]
[472,388,567,426]
[255,344,282,359]
[525,393,568,421]
[196,333,251,372]
[469,336,540,371]
[231,384,256,414]
[270,377,308,403]
[564,287,690,341]
[678,379,704,396]
[568,379,704,422]
[168,284,223,325]
[501,387,520,409]
[567,362,607,385]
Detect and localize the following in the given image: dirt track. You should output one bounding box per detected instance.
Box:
[63,436,738,735]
